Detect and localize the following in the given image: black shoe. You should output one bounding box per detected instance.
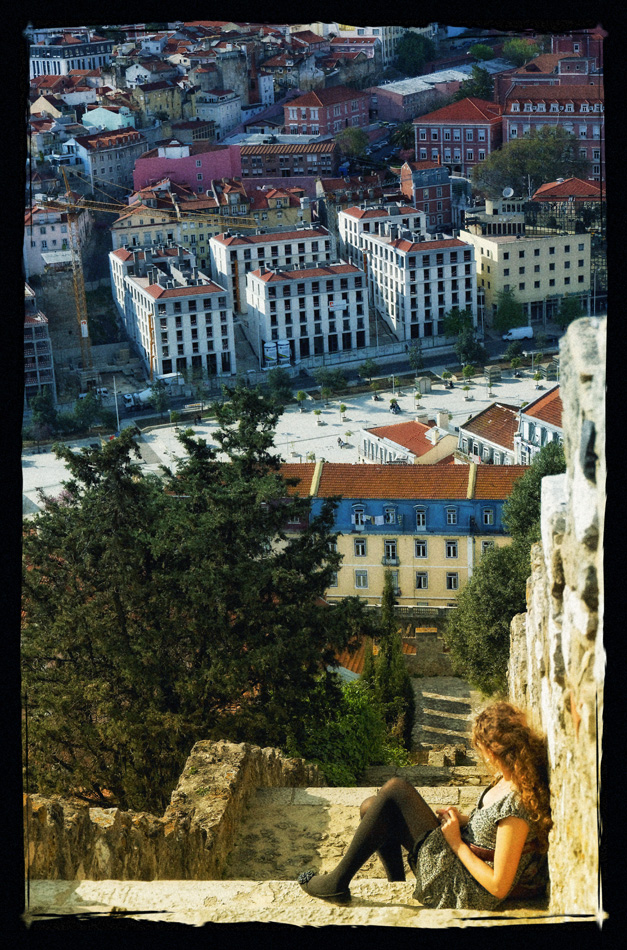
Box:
[297,870,352,903]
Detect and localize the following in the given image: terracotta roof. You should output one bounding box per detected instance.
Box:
[287,86,368,108]
[473,466,529,498]
[365,420,451,458]
[459,403,520,451]
[252,262,362,282]
[315,463,473,499]
[342,204,420,220]
[403,160,446,172]
[240,142,337,155]
[389,237,469,253]
[279,463,315,495]
[146,280,225,299]
[515,52,580,73]
[212,227,329,246]
[532,178,603,201]
[413,97,503,125]
[505,83,604,102]
[522,386,562,427]
[335,637,417,677]
[331,36,378,45]
[72,128,144,150]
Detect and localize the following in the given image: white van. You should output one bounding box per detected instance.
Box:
[502,326,533,341]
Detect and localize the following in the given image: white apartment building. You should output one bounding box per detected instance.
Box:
[209,226,334,315]
[337,203,427,267]
[514,385,563,464]
[194,90,242,140]
[327,24,407,67]
[109,243,235,380]
[358,223,478,342]
[24,202,91,278]
[246,261,368,367]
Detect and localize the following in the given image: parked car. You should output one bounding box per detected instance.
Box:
[96,387,109,398]
[123,393,135,408]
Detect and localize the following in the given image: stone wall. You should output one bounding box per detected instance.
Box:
[508,316,605,916]
[24,740,324,882]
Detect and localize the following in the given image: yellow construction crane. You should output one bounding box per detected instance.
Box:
[43,167,260,385]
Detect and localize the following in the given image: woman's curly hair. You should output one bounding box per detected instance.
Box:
[472,702,553,853]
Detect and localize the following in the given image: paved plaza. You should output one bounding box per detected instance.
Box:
[22,366,553,516]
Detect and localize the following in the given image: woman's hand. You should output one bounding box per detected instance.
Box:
[436,806,469,827]
[438,807,463,854]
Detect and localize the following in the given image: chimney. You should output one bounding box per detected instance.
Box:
[436,410,450,430]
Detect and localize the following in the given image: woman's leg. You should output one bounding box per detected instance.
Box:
[299,778,439,898]
[359,794,406,881]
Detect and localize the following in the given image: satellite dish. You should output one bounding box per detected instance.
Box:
[502,187,514,198]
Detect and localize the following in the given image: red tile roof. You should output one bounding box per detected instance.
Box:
[279,463,316,495]
[473,466,529,498]
[390,237,468,253]
[342,204,421,219]
[515,52,580,73]
[252,262,362,282]
[240,141,337,155]
[459,403,520,451]
[365,419,447,458]
[287,85,368,109]
[413,97,503,125]
[505,83,604,103]
[532,178,603,202]
[146,281,225,299]
[316,463,472,499]
[212,227,329,246]
[335,637,416,677]
[522,386,562,427]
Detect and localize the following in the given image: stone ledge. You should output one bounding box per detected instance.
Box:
[24,880,573,928]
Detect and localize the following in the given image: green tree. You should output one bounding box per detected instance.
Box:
[334,126,369,158]
[362,572,414,748]
[455,327,488,367]
[72,390,101,430]
[502,441,566,546]
[443,306,474,338]
[555,294,585,330]
[502,38,541,67]
[150,379,168,418]
[265,366,293,407]
[471,127,590,199]
[504,340,524,361]
[493,288,525,333]
[358,358,380,383]
[394,32,436,76]
[407,342,424,374]
[313,367,347,393]
[444,442,566,692]
[296,390,308,411]
[453,65,493,102]
[390,122,415,150]
[21,386,371,811]
[469,43,496,61]
[29,387,58,431]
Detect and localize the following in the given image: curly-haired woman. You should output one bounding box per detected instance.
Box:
[298,702,552,909]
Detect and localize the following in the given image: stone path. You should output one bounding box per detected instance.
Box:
[411,675,489,754]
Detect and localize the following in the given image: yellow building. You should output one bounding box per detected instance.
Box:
[460,198,592,325]
[281,461,528,608]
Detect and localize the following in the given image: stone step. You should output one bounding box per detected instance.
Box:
[24,879,554,928]
[358,763,493,787]
[223,785,487,882]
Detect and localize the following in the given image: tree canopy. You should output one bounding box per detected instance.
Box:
[492,289,526,333]
[394,32,436,77]
[502,38,542,67]
[334,126,368,158]
[21,385,373,811]
[470,126,590,198]
[444,442,566,693]
[453,66,493,102]
[469,43,496,61]
[555,294,586,330]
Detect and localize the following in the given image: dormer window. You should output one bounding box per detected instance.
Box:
[536,102,546,112]
[415,507,427,529]
[565,102,574,112]
[384,507,397,525]
[523,102,532,112]
[511,102,520,112]
[580,102,589,112]
[550,102,559,112]
[446,507,457,525]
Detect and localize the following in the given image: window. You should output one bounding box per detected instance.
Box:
[415,539,427,558]
[355,570,368,589]
[481,540,495,555]
[446,507,457,525]
[352,507,365,527]
[384,540,398,562]
[384,507,396,524]
[483,508,494,526]
[446,573,459,591]
[415,572,428,589]
[415,508,426,528]
[328,571,338,588]
[354,538,367,557]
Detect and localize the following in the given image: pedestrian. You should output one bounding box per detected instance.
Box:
[297,702,551,909]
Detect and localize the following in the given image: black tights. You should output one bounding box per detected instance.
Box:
[302,777,439,897]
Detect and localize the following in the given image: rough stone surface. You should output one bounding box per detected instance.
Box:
[507,317,605,917]
[24,741,324,882]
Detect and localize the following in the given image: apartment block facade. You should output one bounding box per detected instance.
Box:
[63,127,148,191]
[458,222,592,325]
[357,223,478,342]
[502,84,604,181]
[399,161,453,232]
[457,403,521,466]
[284,86,370,135]
[239,142,339,179]
[209,226,334,314]
[413,98,503,179]
[29,31,113,77]
[337,203,427,267]
[514,386,563,464]
[109,243,236,380]
[245,261,369,366]
[283,462,528,607]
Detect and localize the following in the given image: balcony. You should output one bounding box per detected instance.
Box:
[381,556,400,566]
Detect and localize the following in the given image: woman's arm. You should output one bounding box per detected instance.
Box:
[435,806,470,827]
[440,811,530,900]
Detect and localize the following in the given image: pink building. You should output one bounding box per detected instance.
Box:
[283,86,370,136]
[133,139,242,192]
[413,98,503,179]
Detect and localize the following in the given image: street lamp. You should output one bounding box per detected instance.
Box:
[113,374,120,433]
